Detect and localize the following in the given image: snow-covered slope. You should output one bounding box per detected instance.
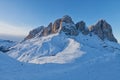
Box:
[8,33,85,64]
[1,49,120,80]
[0,39,16,52]
[7,32,120,64]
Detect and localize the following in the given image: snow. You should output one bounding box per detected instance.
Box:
[29,38,84,64]
[0,39,15,49]
[7,33,85,64]
[7,30,120,64]
[0,39,16,52]
[2,23,119,79]
[1,48,120,80]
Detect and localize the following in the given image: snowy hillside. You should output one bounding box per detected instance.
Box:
[7,32,120,64]
[8,33,85,64]
[1,49,120,80]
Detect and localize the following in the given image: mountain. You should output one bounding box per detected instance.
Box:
[7,15,120,64]
[89,20,117,42]
[1,15,120,80]
[24,15,117,42]
[0,39,16,52]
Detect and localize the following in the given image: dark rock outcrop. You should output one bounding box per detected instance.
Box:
[89,20,117,42]
[61,15,74,24]
[76,21,89,35]
[51,15,76,35]
[61,15,78,35]
[41,22,53,36]
[25,26,44,40]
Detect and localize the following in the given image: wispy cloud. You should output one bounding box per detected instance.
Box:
[0,21,32,36]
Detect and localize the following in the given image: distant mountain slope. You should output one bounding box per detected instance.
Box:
[0,39,16,52]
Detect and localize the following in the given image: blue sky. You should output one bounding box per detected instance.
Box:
[0,0,120,42]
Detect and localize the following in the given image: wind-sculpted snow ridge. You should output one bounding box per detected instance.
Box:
[7,15,119,64]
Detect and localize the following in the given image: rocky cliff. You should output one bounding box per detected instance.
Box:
[25,15,117,43]
[89,20,117,42]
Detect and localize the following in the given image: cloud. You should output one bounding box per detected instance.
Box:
[0,21,32,36]
[0,34,24,41]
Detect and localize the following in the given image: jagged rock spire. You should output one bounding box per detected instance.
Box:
[75,21,89,35]
[61,15,74,24]
[89,19,117,42]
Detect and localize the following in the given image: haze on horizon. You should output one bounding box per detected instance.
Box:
[0,0,120,42]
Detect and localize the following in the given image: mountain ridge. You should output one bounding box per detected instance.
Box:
[5,15,120,64]
[25,15,117,43]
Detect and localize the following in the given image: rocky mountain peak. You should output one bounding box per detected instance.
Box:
[75,21,89,35]
[89,19,117,42]
[24,16,117,43]
[61,15,74,24]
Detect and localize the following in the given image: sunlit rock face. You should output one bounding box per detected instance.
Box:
[25,15,78,40]
[52,19,62,33]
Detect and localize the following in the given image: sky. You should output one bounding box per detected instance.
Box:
[0,0,120,42]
